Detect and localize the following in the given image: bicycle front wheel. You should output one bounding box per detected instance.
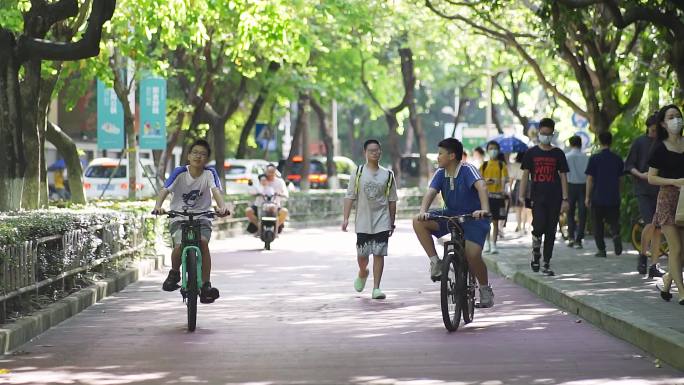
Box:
[462,268,476,324]
[186,249,199,332]
[441,252,465,332]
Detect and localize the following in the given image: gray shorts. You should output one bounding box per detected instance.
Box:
[169,219,212,247]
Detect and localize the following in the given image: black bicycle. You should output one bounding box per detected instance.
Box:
[164,210,215,332]
[429,212,490,332]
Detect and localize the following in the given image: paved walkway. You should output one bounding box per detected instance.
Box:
[0,221,683,384]
[483,224,684,371]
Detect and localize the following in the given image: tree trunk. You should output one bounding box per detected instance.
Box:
[385,113,402,187]
[20,60,42,209]
[648,70,660,114]
[401,48,430,187]
[0,31,26,211]
[491,104,504,135]
[46,122,86,204]
[673,41,684,103]
[300,94,311,192]
[159,111,184,185]
[404,121,415,155]
[236,92,268,159]
[310,97,338,188]
[283,94,307,179]
[210,118,225,191]
[346,110,357,160]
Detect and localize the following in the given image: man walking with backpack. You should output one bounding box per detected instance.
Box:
[342,139,398,300]
[480,140,509,254]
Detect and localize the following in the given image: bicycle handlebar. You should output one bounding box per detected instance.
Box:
[151,209,229,218]
[427,212,492,223]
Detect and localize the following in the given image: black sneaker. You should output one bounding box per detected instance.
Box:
[246,222,258,234]
[567,240,575,248]
[531,260,540,273]
[637,254,648,275]
[575,240,583,249]
[542,264,555,276]
[613,237,622,256]
[594,250,607,258]
[648,264,666,278]
[200,282,220,304]
[162,269,181,291]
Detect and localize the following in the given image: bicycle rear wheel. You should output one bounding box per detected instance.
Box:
[462,268,476,324]
[441,252,465,332]
[186,249,199,332]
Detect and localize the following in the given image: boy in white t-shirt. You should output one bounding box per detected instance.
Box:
[153,139,230,304]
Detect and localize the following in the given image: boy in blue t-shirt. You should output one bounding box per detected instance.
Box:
[413,138,494,308]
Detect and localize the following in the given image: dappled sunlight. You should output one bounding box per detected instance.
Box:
[0,366,168,384]
[2,221,682,383]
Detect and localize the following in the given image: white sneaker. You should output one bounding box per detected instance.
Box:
[491,244,499,254]
[429,259,443,280]
[476,285,494,308]
[484,240,491,253]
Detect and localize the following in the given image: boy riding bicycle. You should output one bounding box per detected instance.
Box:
[152,139,230,304]
[413,138,494,308]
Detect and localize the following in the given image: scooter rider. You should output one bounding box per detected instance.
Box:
[246,164,289,233]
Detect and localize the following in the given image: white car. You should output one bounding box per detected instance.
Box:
[83,157,158,199]
[208,159,274,194]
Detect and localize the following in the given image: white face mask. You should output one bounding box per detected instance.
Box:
[539,134,553,145]
[666,117,683,134]
[488,149,498,158]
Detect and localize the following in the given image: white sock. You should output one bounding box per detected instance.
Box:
[429,255,440,263]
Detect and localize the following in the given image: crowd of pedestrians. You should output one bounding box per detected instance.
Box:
[341,105,683,308]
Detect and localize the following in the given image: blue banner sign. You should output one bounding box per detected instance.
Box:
[139,77,167,150]
[255,123,276,151]
[97,80,125,150]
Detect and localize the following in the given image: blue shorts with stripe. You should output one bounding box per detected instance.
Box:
[428,209,491,248]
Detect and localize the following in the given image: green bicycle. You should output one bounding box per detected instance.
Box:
[164,210,215,332]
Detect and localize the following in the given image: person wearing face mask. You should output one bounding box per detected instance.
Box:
[648,104,684,305]
[480,140,509,254]
[519,118,570,276]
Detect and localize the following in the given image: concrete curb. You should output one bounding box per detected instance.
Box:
[483,254,684,371]
[0,255,163,355]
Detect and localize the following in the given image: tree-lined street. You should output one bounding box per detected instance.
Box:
[1,222,682,384]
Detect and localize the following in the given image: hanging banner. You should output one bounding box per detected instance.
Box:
[139,77,167,150]
[255,123,276,151]
[97,80,124,150]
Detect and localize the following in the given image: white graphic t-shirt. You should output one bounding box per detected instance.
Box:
[345,165,398,234]
[164,166,220,222]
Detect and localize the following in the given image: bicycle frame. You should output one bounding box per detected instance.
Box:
[168,210,215,293]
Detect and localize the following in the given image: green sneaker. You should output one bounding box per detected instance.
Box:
[372,288,386,300]
[354,269,369,292]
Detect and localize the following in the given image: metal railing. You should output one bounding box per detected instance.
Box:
[0,215,155,324]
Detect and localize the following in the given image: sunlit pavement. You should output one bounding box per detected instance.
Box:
[1,221,682,384]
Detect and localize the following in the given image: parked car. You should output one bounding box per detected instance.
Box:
[278,156,356,189]
[208,158,273,194]
[83,157,158,199]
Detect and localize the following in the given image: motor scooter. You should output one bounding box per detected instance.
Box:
[259,194,278,250]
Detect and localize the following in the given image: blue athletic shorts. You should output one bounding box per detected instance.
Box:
[428,209,491,248]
